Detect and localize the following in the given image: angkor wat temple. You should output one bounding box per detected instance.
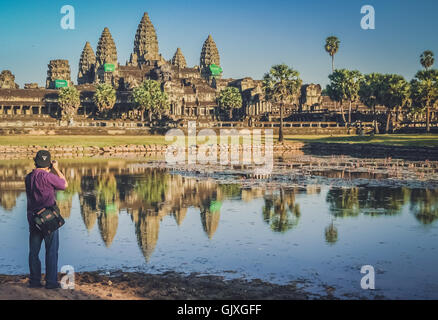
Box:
[0,12,383,127]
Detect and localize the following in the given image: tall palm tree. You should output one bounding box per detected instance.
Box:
[263,64,302,143]
[420,50,435,71]
[58,86,81,124]
[132,80,170,122]
[359,73,385,133]
[411,70,438,133]
[325,36,340,72]
[93,83,116,119]
[326,69,363,126]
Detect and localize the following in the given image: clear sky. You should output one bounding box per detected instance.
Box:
[1,0,437,88]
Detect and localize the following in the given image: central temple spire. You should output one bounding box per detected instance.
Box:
[132,12,160,66]
[95,27,118,84]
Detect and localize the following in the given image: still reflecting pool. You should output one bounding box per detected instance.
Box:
[0,159,437,299]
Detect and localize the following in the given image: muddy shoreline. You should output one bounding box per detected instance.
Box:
[0,271,339,300]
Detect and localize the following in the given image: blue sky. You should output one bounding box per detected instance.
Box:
[0,0,437,87]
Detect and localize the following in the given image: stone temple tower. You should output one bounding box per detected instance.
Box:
[171,48,187,69]
[95,27,118,85]
[46,60,71,89]
[78,42,96,85]
[131,12,161,66]
[200,35,221,80]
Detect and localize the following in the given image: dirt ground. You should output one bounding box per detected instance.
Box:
[0,271,323,300]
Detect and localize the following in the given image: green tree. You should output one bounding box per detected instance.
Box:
[58,86,81,123]
[324,36,340,72]
[326,69,363,125]
[410,70,438,133]
[263,64,302,142]
[262,188,300,233]
[379,74,411,133]
[132,80,170,122]
[420,50,435,71]
[217,87,243,120]
[359,73,385,133]
[93,83,116,118]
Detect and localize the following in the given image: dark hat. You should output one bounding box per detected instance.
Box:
[34,150,51,168]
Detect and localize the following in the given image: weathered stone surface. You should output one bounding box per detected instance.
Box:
[24,83,39,89]
[132,12,162,66]
[78,42,96,85]
[46,60,71,89]
[200,35,221,80]
[171,48,187,69]
[300,84,322,110]
[95,27,118,85]
[0,70,19,89]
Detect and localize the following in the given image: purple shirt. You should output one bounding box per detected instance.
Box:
[25,169,66,225]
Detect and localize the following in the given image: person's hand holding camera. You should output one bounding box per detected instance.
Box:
[51,160,59,171]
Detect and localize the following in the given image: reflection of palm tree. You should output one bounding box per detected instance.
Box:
[218,184,241,199]
[362,187,409,216]
[326,188,360,217]
[134,170,168,206]
[263,188,300,233]
[325,222,338,245]
[410,189,438,225]
[327,187,409,217]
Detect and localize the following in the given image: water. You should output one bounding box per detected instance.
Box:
[0,158,437,299]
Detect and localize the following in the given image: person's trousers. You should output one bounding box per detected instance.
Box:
[29,228,59,287]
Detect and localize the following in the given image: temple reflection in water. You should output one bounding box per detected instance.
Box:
[0,160,437,261]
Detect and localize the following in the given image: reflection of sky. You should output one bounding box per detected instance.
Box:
[1,185,438,299]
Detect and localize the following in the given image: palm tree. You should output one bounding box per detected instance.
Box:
[263,64,302,143]
[411,70,438,133]
[420,50,435,71]
[217,87,243,120]
[132,80,170,122]
[58,86,81,124]
[93,83,116,119]
[326,69,363,126]
[359,73,385,133]
[325,36,340,73]
[380,74,411,133]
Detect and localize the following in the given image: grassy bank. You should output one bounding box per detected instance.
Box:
[0,134,437,148]
[0,135,167,147]
[284,134,438,148]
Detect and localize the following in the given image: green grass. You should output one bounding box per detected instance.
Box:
[284,134,438,148]
[0,134,437,148]
[0,135,167,147]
